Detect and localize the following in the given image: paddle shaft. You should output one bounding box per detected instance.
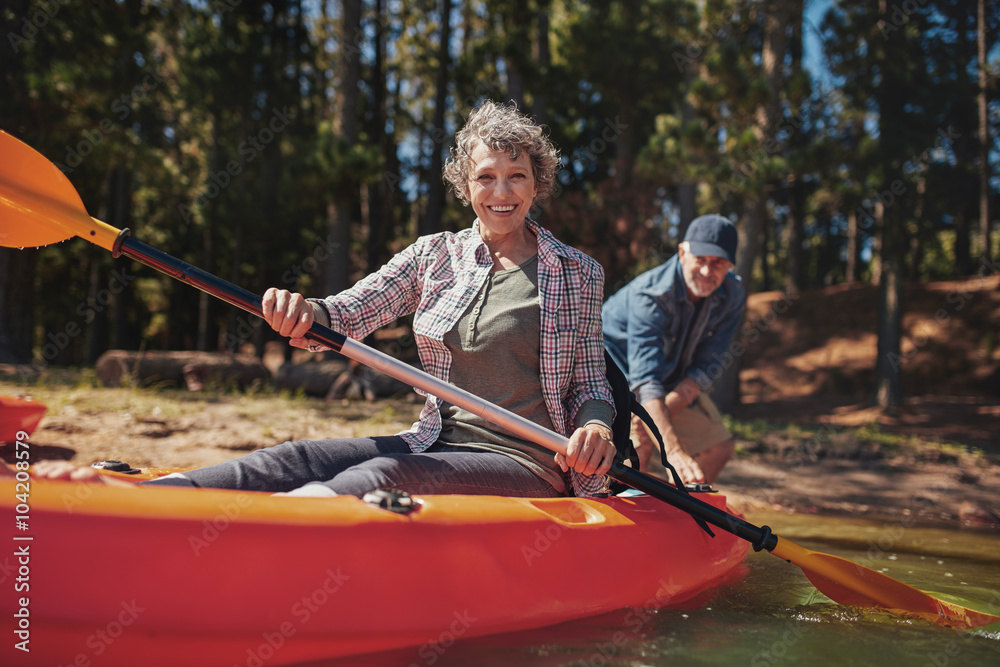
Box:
[116,231,781,549]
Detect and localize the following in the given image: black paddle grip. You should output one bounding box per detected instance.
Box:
[609,462,779,552]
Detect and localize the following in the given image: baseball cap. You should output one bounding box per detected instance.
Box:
[683,214,737,264]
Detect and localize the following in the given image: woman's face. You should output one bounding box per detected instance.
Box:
[466,141,537,241]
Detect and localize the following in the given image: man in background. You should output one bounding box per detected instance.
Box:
[603,214,746,485]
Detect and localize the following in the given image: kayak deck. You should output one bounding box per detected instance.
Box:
[0,477,748,666]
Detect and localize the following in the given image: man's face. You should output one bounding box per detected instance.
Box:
[678,243,733,301]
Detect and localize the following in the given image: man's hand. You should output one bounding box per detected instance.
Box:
[262,288,314,348]
[662,446,706,486]
[635,398,706,486]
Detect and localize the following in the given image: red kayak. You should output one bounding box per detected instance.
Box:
[0,472,748,666]
[0,395,47,442]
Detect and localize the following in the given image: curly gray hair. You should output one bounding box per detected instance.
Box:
[443,100,560,206]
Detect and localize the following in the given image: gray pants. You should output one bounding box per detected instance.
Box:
[141,436,561,497]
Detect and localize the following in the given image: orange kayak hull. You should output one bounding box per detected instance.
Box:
[0,479,748,666]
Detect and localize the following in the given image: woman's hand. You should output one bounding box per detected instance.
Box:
[262,288,314,349]
[555,424,616,477]
[14,460,133,487]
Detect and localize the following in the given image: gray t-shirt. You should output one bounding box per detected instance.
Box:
[439,254,611,493]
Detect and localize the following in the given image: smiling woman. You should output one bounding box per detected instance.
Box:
[233,100,619,499]
[23,102,620,503]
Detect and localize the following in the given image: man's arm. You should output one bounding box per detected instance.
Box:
[638,377,706,485]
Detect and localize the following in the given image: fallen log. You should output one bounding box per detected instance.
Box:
[95,350,270,390]
[275,359,421,400]
[274,360,350,396]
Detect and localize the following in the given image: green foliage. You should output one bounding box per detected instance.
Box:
[1,0,997,375]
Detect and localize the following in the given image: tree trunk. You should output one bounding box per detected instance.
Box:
[197,227,213,351]
[0,248,37,365]
[324,0,363,296]
[532,3,550,124]
[908,176,927,282]
[874,0,905,414]
[735,200,766,290]
[504,0,529,109]
[875,250,903,413]
[977,0,992,265]
[784,177,804,292]
[784,6,806,293]
[676,24,699,235]
[420,0,453,236]
[955,211,972,276]
[737,0,791,291]
[846,209,860,282]
[367,0,390,273]
[761,214,771,291]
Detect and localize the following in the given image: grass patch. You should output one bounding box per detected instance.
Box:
[724,415,978,461]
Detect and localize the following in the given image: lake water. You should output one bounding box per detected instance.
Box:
[315,512,1000,667]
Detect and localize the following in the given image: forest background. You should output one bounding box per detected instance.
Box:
[0,0,998,418]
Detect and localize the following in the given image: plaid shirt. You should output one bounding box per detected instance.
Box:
[313,219,614,496]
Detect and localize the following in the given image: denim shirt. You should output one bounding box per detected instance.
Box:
[602,254,745,405]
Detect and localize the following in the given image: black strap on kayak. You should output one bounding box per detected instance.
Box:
[604,352,714,538]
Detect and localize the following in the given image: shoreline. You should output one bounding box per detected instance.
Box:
[1,383,997,533]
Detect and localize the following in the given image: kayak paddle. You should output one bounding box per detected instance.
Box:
[0,129,996,630]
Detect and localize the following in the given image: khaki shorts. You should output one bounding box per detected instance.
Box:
[632,394,731,477]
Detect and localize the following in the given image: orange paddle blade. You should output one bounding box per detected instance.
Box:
[771,537,998,629]
[0,130,122,251]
